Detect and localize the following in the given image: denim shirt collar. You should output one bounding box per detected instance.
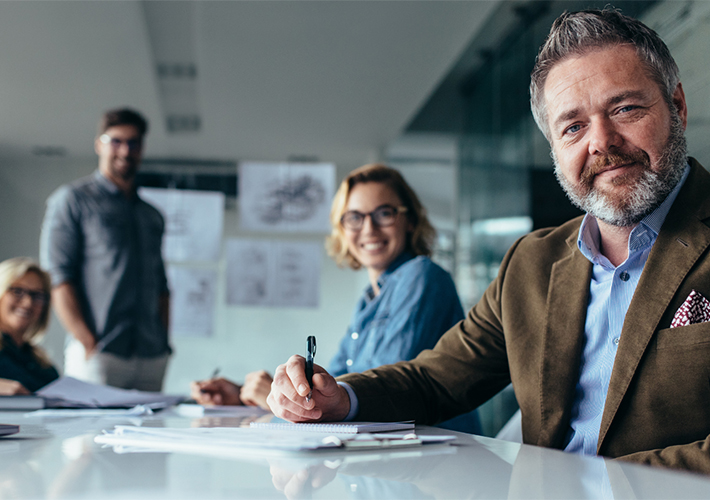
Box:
[364,251,415,300]
[577,162,690,266]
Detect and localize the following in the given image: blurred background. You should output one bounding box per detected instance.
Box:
[0,0,707,436]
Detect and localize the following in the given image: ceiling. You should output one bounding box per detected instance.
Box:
[0,0,500,170]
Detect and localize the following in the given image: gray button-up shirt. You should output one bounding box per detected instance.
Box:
[40,171,171,358]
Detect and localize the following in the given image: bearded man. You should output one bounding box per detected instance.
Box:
[40,108,171,391]
[266,9,710,474]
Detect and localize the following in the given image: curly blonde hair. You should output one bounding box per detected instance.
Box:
[0,258,53,366]
[326,164,436,270]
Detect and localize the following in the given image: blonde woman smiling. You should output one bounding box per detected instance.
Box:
[193,165,480,433]
[0,258,58,394]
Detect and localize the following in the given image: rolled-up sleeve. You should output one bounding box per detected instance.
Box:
[40,187,83,287]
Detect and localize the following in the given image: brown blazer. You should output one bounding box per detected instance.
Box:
[340,158,710,473]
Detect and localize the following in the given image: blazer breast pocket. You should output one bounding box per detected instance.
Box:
[655,322,710,350]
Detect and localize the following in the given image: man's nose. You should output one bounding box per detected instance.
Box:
[588,118,623,155]
[116,142,132,156]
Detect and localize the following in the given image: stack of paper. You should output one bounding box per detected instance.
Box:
[37,377,184,409]
[250,420,415,434]
[95,425,456,457]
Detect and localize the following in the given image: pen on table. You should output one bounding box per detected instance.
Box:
[305,336,316,402]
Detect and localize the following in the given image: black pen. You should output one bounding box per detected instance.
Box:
[305,336,316,402]
[200,368,220,393]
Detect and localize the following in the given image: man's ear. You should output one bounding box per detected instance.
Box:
[672,82,688,130]
[94,137,102,156]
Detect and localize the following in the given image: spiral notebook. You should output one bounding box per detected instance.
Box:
[249,420,414,434]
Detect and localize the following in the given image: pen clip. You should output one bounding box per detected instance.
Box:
[307,336,316,359]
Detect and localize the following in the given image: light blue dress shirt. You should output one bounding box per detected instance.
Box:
[565,164,690,454]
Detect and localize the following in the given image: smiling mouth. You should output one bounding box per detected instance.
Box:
[362,242,386,251]
[10,310,33,321]
[595,162,636,175]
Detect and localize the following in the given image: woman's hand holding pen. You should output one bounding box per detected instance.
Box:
[190,377,242,406]
[267,355,350,423]
[240,370,273,410]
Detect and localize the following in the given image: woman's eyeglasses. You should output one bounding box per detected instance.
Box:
[340,205,408,231]
[7,287,49,305]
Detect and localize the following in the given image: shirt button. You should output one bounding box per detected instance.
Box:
[619,271,630,282]
[613,338,620,346]
[351,332,359,340]
[346,359,353,366]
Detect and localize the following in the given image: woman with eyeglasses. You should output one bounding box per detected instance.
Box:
[192,164,480,433]
[0,258,58,395]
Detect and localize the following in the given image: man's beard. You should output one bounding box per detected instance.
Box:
[110,157,139,181]
[553,111,687,227]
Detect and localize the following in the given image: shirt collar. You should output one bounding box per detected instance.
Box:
[94,170,138,199]
[577,162,690,265]
[364,251,415,300]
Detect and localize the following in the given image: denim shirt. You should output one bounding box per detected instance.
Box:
[328,252,465,376]
[332,252,481,433]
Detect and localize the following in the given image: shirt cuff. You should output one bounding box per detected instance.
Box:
[337,381,359,421]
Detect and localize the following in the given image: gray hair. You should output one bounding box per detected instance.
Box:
[530,8,680,141]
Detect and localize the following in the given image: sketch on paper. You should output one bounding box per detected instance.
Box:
[239,162,335,233]
[139,188,225,262]
[226,238,321,308]
[167,267,217,338]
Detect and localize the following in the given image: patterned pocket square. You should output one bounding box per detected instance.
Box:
[671,290,710,328]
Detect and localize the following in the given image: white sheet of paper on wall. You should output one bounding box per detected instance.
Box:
[226,238,321,308]
[139,187,225,262]
[238,162,335,233]
[168,266,217,337]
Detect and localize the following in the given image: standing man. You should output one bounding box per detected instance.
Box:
[41,108,171,391]
[267,9,710,473]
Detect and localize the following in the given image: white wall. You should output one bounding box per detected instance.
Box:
[0,155,369,395]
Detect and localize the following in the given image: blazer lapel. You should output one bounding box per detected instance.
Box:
[598,159,710,452]
[538,231,592,448]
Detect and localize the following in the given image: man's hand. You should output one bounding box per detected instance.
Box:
[0,378,30,395]
[240,370,273,409]
[190,377,242,406]
[51,283,97,360]
[266,355,350,422]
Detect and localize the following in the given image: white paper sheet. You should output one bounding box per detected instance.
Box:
[167,267,217,338]
[138,187,225,262]
[95,426,455,457]
[226,239,322,308]
[25,405,155,418]
[238,162,335,233]
[95,426,343,455]
[36,377,184,409]
[173,404,270,418]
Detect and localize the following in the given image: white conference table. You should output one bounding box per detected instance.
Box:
[1,408,709,500]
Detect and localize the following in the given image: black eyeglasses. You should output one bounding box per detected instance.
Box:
[340,205,408,231]
[99,134,143,152]
[7,287,49,305]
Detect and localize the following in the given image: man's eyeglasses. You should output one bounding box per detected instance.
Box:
[99,134,143,152]
[340,205,408,231]
[7,287,49,305]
